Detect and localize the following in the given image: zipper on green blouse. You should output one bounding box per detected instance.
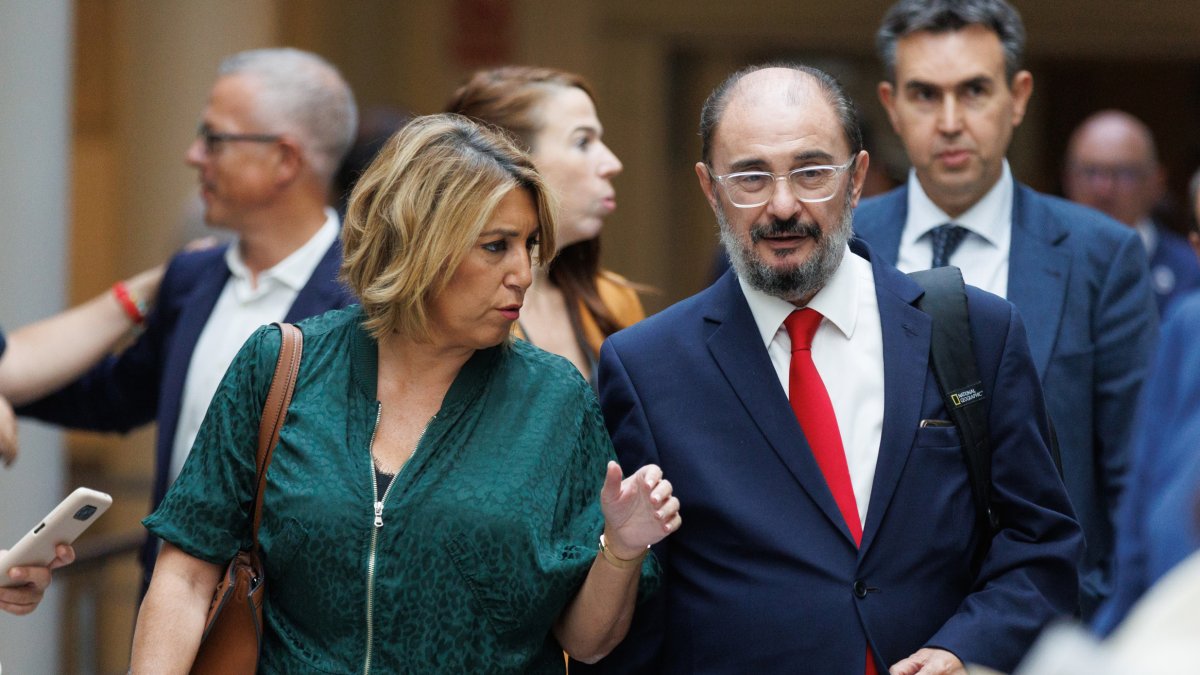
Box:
[362,403,436,675]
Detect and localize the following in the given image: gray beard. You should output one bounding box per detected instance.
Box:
[717,189,854,303]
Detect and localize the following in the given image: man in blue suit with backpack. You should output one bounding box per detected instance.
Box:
[579,61,1081,675]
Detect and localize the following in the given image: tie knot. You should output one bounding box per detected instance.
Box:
[783,308,823,352]
[929,223,969,269]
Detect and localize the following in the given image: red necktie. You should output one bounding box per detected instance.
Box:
[784,309,878,675]
[785,308,862,544]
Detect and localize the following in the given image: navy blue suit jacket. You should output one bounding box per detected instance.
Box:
[582,240,1082,674]
[853,184,1158,616]
[20,239,354,576]
[1147,223,1200,316]
[1094,291,1200,634]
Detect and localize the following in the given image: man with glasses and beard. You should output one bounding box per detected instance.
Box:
[574,64,1081,675]
[19,48,357,591]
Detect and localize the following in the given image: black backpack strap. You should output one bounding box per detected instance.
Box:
[907,267,999,542]
[1045,415,1063,477]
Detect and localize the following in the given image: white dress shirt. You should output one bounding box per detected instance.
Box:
[896,161,1014,298]
[739,245,885,527]
[1134,218,1157,257]
[169,210,340,482]
[1137,217,1181,298]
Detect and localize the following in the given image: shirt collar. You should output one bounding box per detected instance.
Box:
[903,160,1013,249]
[225,208,340,290]
[1135,217,1157,255]
[738,243,861,349]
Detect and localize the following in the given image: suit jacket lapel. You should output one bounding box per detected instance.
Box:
[704,273,858,546]
[856,186,907,267]
[154,251,231,502]
[864,183,1067,376]
[1006,185,1069,377]
[164,239,346,415]
[162,254,229,398]
[285,238,350,322]
[857,248,932,554]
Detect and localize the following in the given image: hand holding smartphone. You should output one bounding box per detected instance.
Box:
[0,487,111,586]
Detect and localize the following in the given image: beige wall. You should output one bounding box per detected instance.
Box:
[67,0,1200,303]
[0,1,72,672]
[74,0,1200,308]
[51,0,1200,669]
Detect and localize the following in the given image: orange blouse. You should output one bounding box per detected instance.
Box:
[513,270,645,357]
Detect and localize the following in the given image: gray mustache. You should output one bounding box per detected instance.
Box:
[750,218,822,244]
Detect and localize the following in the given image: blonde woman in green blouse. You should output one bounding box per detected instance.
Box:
[130,114,680,673]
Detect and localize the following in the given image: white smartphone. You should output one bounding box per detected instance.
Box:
[0,487,112,586]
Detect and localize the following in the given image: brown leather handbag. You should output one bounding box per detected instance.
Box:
[191,323,303,674]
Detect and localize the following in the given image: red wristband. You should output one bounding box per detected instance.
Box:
[112,281,146,325]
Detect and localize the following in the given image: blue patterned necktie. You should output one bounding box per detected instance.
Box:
[929,223,969,269]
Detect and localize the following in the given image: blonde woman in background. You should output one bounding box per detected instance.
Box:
[447,67,645,381]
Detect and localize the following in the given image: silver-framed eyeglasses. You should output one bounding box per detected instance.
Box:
[196,124,282,155]
[709,157,856,208]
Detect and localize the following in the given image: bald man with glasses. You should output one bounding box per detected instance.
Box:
[19,47,358,590]
[1064,110,1200,316]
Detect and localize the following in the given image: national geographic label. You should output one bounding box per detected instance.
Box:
[949,384,985,408]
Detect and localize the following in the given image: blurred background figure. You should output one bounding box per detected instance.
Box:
[1092,290,1200,635]
[1064,110,1200,316]
[1188,167,1200,261]
[0,265,163,468]
[1009,291,1200,674]
[447,67,645,382]
[16,47,358,596]
[333,105,416,217]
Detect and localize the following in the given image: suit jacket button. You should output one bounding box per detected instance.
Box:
[853,580,868,598]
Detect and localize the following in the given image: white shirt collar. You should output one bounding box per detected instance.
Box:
[225,208,340,293]
[1135,217,1157,255]
[902,160,1014,250]
[738,243,862,349]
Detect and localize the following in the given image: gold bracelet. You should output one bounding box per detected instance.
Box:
[599,533,648,570]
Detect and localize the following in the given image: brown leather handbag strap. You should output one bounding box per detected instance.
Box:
[250,322,303,554]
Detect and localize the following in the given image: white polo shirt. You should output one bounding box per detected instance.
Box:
[168,210,339,482]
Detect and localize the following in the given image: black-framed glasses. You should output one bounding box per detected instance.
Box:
[1067,163,1151,186]
[196,124,282,155]
[708,157,857,208]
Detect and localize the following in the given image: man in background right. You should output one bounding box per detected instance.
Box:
[1190,168,1200,260]
[854,0,1159,620]
[1064,110,1200,316]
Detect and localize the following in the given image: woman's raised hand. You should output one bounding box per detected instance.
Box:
[599,461,681,559]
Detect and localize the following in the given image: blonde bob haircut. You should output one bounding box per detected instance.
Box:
[341,113,557,341]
